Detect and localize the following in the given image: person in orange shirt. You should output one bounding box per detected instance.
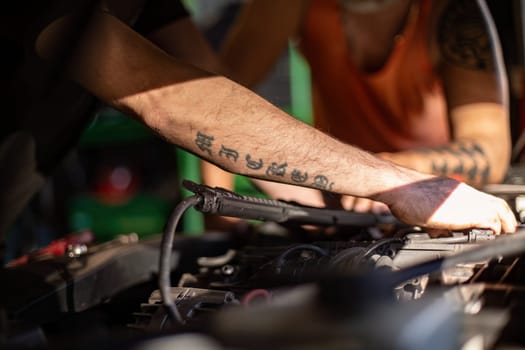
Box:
[0,0,515,249]
[201,0,512,230]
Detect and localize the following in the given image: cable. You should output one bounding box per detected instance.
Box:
[476,0,509,111]
[359,237,402,259]
[159,194,202,325]
[275,244,329,272]
[473,0,514,160]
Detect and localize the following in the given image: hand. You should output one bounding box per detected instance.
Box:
[340,195,390,214]
[375,177,517,234]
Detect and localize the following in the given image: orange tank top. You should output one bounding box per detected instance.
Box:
[299,0,450,152]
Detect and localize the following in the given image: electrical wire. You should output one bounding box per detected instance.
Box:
[358,237,403,260]
[159,194,202,325]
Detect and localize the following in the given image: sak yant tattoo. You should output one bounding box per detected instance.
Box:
[219,145,239,162]
[428,142,490,184]
[195,131,214,157]
[194,131,337,190]
[438,0,494,71]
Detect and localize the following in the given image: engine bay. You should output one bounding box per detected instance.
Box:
[2,181,525,350]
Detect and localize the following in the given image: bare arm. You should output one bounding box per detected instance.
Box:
[146,17,242,230]
[146,18,223,75]
[146,4,321,229]
[210,0,318,207]
[38,10,516,233]
[59,13,397,195]
[381,0,510,187]
[219,0,306,87]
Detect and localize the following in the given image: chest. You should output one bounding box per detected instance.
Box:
[339,0,416,72]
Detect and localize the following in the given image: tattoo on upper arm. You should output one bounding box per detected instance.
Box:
[428,142,490,184]
[194,131,336,189]
[438,0,494,71]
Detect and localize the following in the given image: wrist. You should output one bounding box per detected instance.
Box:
[369,162,438,205]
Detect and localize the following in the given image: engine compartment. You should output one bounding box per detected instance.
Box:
[2,181,525,350]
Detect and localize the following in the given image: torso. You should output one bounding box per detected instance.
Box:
[298,0,450,153]
[338,0,416,72]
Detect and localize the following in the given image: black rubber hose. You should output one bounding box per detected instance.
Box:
[159,195,202,325]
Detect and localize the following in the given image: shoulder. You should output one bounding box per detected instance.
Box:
[428,0,494,71]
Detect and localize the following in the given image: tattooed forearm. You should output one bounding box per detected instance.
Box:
[245,154,264,170]
[219,145,239,162]
[426,142,490,184]
[195,131,214,157]
[266,162,288,177]
[195,131,336,189]
[438,0,494,71]
[311,175,334,191]
[291,169,308,183]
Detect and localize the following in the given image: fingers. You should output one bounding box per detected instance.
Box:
[354,198,372,213]
[496,197,518,234]
[340,195,355,211]
[341,195,390,214]
[426,228,452,238]
[370,201,390,214]
[422,183,518,235]
[485,217,502,236]
[477,196,516,235]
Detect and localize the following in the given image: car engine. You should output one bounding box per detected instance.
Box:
[2,180,525,350]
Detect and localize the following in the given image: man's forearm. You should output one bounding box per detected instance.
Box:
[63,12,421,200]
[219,0,304,87]
[43,11,518,233]
[380,140,502,187]
[379,104,510,187]
[140,75,416,199]
[430,0,511,186]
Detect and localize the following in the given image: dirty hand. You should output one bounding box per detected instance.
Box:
[340,195,390,214]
